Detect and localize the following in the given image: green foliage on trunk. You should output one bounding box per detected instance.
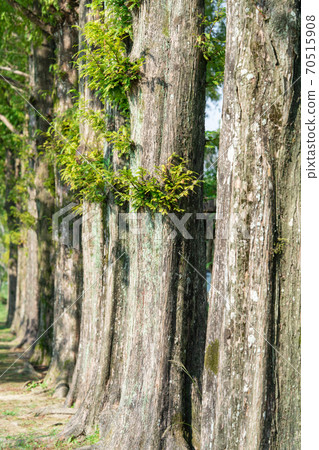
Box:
[110,155,201,213]
[0,0,226,236]
[39,0,203,212]
[78,0,144,113]
[42,108,201,212]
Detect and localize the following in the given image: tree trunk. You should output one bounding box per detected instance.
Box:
[11,244,27,335]
[12,35,55,360]
[6,242,17,327]
[13,170,39,350]
[45,3,81,397]
[61,0,127,437]
[92,1,207,448]
[4,148,18,327]
[29,37,56,366]
[200,1,301,448]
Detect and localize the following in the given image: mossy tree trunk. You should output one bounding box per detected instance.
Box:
[45,3,82,397]
[29,37,56,367]
[62,0,107,417]
[11,245,27,336]
[6,241,17,327]
[13,35,55,354]
[91,1,207,448]
[4,148,18,327]
[61,0,127,437]
[13,152,39,350]
[200,0,300,448]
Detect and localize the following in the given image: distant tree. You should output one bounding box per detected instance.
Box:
[0,1,30,331]
[2,0,81,380]
[43,0,81,398]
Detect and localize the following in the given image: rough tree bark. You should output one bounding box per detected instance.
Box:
[11,244,27,335]
[62,138,127,437]
[62,0,107,410]
[29,37,56,366]
[61,0,127,437]
[5,241,17,327]
[12,36,55,353]
[13,161,39,349]
[4,148,18,327]
[87,1,208,448]
[44,1,81,397]
[200,1,300,448]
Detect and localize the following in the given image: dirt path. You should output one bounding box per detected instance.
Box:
[0,321,98,449]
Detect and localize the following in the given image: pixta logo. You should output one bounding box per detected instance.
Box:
[118,213,250,241]
[52,206,250,248]
[52,203,83,250]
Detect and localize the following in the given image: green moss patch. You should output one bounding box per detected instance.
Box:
[204,339,219,375]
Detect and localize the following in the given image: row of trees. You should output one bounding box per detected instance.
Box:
[0,0,300,447]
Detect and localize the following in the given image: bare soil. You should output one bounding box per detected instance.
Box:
[0,320,97,449]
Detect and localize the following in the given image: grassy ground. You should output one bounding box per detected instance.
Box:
[0,303,99,449]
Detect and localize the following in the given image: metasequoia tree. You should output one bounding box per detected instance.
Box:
[201,0,300,448]
[44,1,82,397]
[3,147,19,328]
[19,36,56,362]
[1,1,55,357]
[28,36,56,365]
[84,0,207,448]
[0,3,29,331]
[58,0,207,446]
[3,0,81,373]
[62,0,128,436]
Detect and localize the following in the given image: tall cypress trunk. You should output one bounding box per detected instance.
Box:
[12,35,55,361]
[11,245,27,336]
[4,148,18,327]
[29,37,56,366]
[89,1,208,448]
[13,153,38,350]
[6,242,17,327]
[63,0,107,412]
[45,3,81,397]
[63,108,127,436]
[11,231,38,350]
[12,43,46,351]
[200,1,300,448]
[62,0,127,437]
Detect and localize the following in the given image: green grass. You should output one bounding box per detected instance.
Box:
[0,433,52,449]
[54,429,100,448]
[2,410,18,416]
[0,428,100,449]
[25,380,48,391]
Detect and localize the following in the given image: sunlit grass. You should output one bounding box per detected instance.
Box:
[2,409,18,416]
[0,428,100,449]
